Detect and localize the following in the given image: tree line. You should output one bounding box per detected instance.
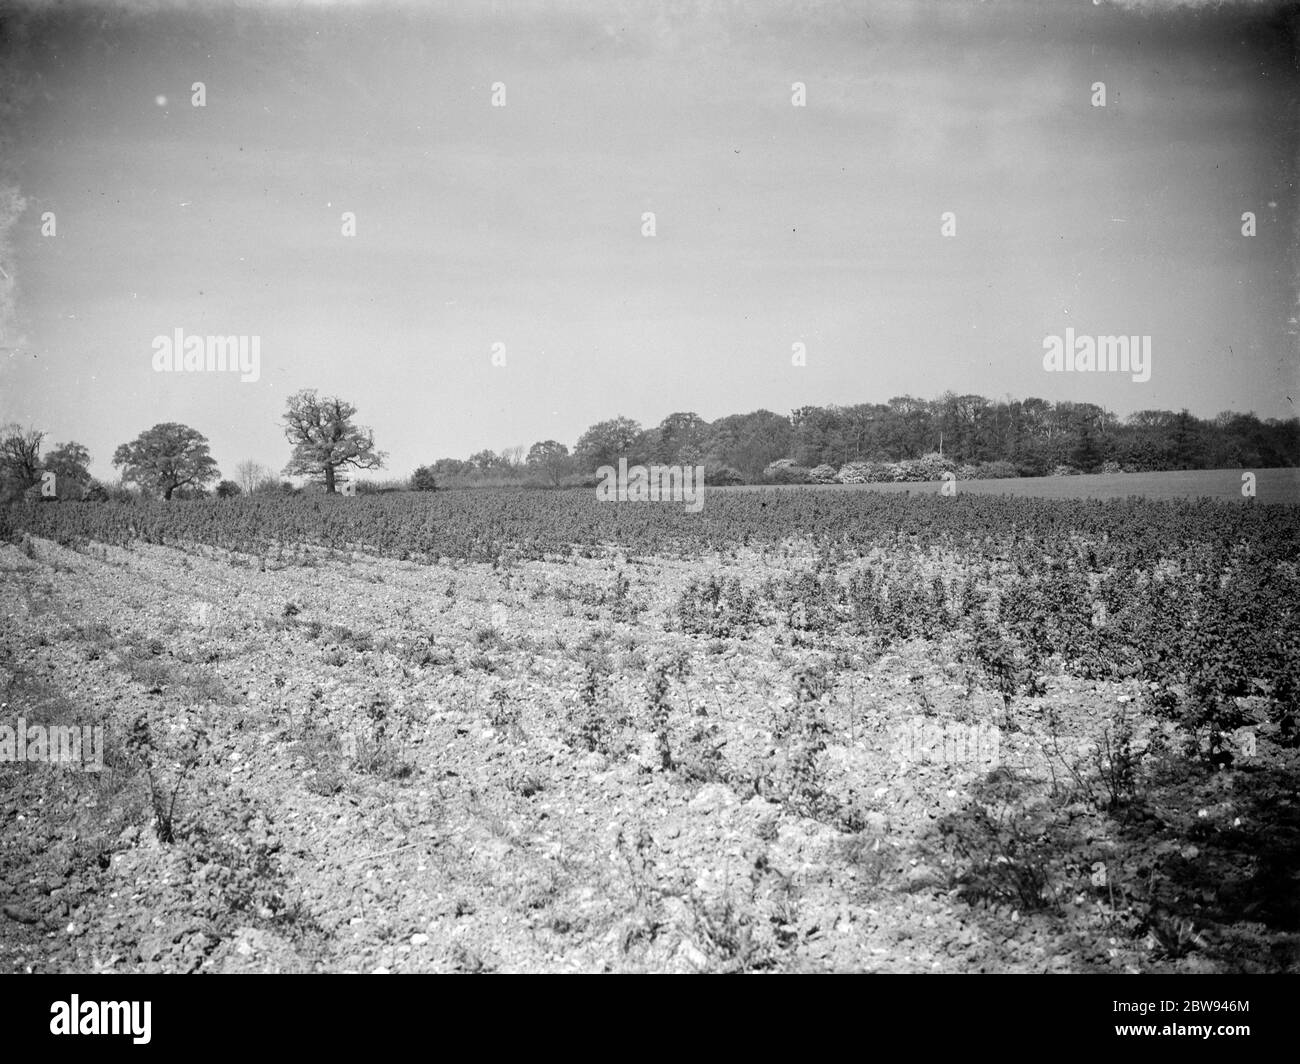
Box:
[2,389,1296,501]
[423,395,1299,488]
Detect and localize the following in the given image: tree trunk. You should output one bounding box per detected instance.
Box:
[324,465,336,493]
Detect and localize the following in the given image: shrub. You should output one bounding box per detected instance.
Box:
[836,462,875,484]
[249,477,285,495]
[908,452,958,481]
[215,480,242,498]
[356,478,408,494]
[975,460,1018,479]
[763,459,811,484]
[410,465,438,491]
[807,464,838,484]
[704,465,745,487]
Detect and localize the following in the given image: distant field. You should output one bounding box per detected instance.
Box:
[735,467,1299,504]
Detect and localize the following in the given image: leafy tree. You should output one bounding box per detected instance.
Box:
[215,480,241,498]
[650,412,709,465]
[431,457,472,478]
[112,423,218,500]
[410,465,438,491]
[39,441,93,500]
[573,416,645,472]
[468,449,506,475]
[703,410,792,479]
[526,440,571,486]
[281,389,386,493]
[791,405,848,466]
[879,396,934,460]
[1170,408,1206,470]
[43,441,91,484]
[1072,423,1101,473]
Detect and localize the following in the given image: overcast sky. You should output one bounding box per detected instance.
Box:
[0,0,1296,481]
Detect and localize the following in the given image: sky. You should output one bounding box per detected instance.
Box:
[0,0,1297,482]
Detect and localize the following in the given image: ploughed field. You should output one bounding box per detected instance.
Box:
[0,490,1297,972]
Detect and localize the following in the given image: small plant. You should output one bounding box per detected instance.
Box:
[686,890,774,973]
[125,714,209,844]
[352,695,413,780]
[488,689,526,741]
[566,657,622,756]
[910,673,935,716]
[937,768,1063,913]
[647,661,673,770]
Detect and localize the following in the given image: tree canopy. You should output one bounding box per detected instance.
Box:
[112,423,218,500]
[282,389,386,493]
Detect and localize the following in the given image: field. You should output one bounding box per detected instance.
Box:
[1,486,1298,973]
[747,468,1300,504]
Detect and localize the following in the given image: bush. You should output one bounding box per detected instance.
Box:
[410,465,438,492]
[215,480,242,498]
[22,483,57,503]
[975,460,1018,480]
[835,460,897,483]
[907,452,958,481]
[763,459,811,484]
[1051,464,1080,476]
[704,465,745,487]
[356,478,408,494]
[807,464,838,484]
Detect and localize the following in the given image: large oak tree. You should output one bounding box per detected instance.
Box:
[281,389,386,493]
[113,423,218,500]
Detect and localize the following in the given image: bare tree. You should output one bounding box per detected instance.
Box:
[0,423,44,494]
[235,459,271,495]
